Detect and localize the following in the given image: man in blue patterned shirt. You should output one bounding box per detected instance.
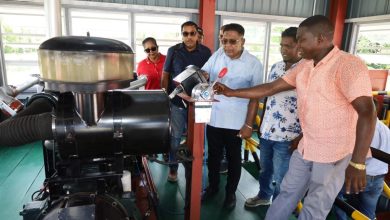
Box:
[245,27,302,208]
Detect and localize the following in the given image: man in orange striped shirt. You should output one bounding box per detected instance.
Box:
[214,15,376,219]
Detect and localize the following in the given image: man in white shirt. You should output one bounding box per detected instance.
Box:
[334,118,390,220]
[201,23,263,209]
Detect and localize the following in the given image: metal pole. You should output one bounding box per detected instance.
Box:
[263,22,271,83]
[312,0,317,15]
[44,0,62,38]
[0,25,7,86]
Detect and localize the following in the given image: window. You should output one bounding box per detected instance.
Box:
[134,14,189,65]
[0,6,46,86]
[353,22,390,90]
[220,18,299,81]
[222,18,267,63]
[69,9,130,43]
[268,23,300,75]
[354,22,390,70]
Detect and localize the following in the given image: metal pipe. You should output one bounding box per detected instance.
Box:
[127,75,147,90]
[44,0,62,38]
[74,92,105,126]
[334,198,370,220]
[13,75,41,96]
[0,25,7,86]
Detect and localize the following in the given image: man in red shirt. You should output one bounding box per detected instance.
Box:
[136,37,166,89]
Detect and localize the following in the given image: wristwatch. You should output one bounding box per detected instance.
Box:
[349,161,366,170]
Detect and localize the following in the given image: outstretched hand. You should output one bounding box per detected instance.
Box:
[213,82,233,96]
[344,165,366,194]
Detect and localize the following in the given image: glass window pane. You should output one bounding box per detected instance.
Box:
[268,23,299,74]
[355,23,390,70]
[355,22,390,90]
[70,9,130,42]
[222,19,266,63]
[5,64,40,86]
[0,6,46,86]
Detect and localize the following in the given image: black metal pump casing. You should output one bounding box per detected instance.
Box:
[55,90,170,159]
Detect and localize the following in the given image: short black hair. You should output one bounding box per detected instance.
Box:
[223,23,245,36]
[281,27,298,42]
[142,37,157,46]
[299,15,334,39]
[220,24,226,31]
[181,21,198,32]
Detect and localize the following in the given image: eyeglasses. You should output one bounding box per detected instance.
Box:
[144,46,157,53]
[221,38,240,45]
[182,31,197,37]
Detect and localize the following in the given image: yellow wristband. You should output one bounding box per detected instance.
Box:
[349,161,366,170]
[244,123,253,129]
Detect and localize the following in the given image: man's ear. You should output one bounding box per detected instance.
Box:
[317,33,326,44]
[241,37,246,46]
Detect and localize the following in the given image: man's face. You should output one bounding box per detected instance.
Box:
[182,25,198,50]
[222,30,245,59]
[143,41,158,60]
[296,26,319,60]
[280,36,299,63]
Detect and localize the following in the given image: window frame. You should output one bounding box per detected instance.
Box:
[347,18,390,90]
[221,15,302,82]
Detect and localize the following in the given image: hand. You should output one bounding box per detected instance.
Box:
[289,134,302,154]
[237,125,252,139]
[200,71,209,81]
[289,140,299,154]
[344,164,366,194]
[213,82,233,96]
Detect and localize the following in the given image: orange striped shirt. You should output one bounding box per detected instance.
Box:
[282,47,372,163]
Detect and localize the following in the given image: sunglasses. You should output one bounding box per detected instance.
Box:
[182,31,197,37]
[144,46,157,53]
[221,38,241,45]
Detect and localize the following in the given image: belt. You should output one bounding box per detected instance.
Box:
[366,174,386,181]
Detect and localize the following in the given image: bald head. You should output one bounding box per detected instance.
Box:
[299,15,334,41]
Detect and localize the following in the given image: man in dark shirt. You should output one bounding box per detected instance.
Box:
[161,21,211,182]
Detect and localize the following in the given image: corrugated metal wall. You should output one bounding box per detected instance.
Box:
[79,0,330,17]
[347,0,390,18]
[216,0,328,17]
[79,0,198,9]
[342,0,390,52]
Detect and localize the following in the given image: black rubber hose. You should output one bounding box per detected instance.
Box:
[0,112,53,146]
[15,97,55,118]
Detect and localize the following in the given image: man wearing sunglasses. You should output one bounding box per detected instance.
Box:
[200,23,263,209]
[162,21,211,183]
[137,37,166,89]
